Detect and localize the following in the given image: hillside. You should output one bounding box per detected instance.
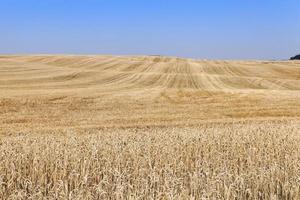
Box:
[0,55,299,134]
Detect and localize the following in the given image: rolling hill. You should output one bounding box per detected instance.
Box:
[0,55,299,134]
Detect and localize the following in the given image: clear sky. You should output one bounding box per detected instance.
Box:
[1,0,300,60]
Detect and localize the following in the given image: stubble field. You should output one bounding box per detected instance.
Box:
[0,55,299,199]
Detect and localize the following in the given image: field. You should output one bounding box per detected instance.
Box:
[0,55,300,199]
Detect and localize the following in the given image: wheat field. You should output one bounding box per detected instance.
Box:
[0,55,300,199]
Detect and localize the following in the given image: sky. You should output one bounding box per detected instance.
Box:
[1,0,300,60]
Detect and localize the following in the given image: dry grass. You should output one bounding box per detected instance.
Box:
[1,120,300,199]
[0,55,300,199]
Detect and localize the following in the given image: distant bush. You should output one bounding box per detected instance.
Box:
[290,55,300,60]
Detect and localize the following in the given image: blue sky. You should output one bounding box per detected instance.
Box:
[1,0,300,59]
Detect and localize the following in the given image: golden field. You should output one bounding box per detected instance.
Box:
[0,55,300,199]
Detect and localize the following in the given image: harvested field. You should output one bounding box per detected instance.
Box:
[0,55,300,199]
